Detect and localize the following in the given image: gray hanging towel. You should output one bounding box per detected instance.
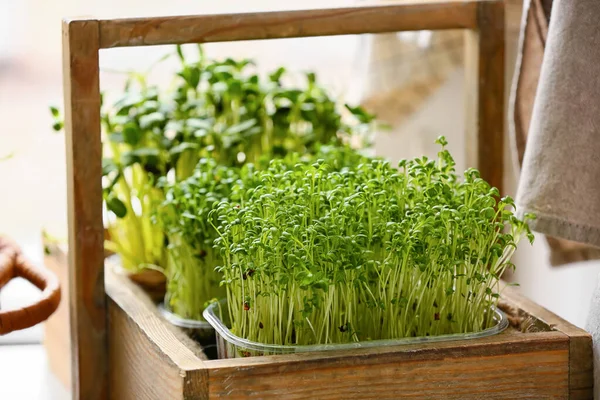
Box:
[516,0,600,249]
[510,0,600,265]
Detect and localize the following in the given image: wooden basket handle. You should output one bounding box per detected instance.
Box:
[0,237,61,335]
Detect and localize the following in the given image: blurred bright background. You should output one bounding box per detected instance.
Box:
[1,1,599,398]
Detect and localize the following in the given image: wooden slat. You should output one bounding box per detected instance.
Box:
[568,336,594,400]
[97,1,481,49]
[42,232,116,391]
[109,299,205,400]
[205,332,569,399]
[109,298,185,400]
[105,264,208,367]
[106,264,589,398]
[501,284,594,399]
[105,265,208,399]
[464,0,505,194]
[63,19,107,400]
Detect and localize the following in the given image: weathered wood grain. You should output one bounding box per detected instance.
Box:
[464,0,505,194]
[109,299,189,400]
[206,340,569,399]
[97,1,480,49]
[105,271,588,399]
[63,18,107,400]
[501,284,594,399]
[106,265,208,400]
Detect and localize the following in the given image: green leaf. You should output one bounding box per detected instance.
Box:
[170,142,199,155]
[104,171,122,192]
[435,136,448,147]
[131,148,161,171]
[524,212,537,220]
[344,104,375,123]
[480,207,495,219]
[241,126,261,138]
[122,123,142,146]
[180,67,201,88]
[212,65,236,76]
[139,112,166,130]
[131,147,160,158]
[114,93,143,115]
[139,100,160,114]
[501,196,515,206]
[102,158,119,176]
[182,212,199,220]
[50,106,60,117]
[176,44,185,62]
[194,129,208,139]
[120,152,137,167]
[106,196,127,218]
[211,81,228,93]
[108,132,125,143]
[269,67,286,83]
[229,80,242,97]
[277,89,302,103]
[187,119,213,130]
[225,119,257,135]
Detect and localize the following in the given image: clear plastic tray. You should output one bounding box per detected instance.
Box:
[107,254,218,355]
[158,303,215,344]
[203,299,509,359]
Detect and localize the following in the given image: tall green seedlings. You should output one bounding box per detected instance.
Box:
[158,159,241,319]
[213,137,535,346]
[161,144,369,320]
[50,44,375,277]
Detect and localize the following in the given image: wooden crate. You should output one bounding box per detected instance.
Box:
[61,1,593,399]
[106,264,592,399]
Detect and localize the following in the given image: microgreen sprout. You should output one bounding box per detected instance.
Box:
[160,144,369,320]
[50,44,375,279]
[212,137,534,345]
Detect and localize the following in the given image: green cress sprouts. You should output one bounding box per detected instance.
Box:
[212,137,535,345]
[50,44,374,280]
